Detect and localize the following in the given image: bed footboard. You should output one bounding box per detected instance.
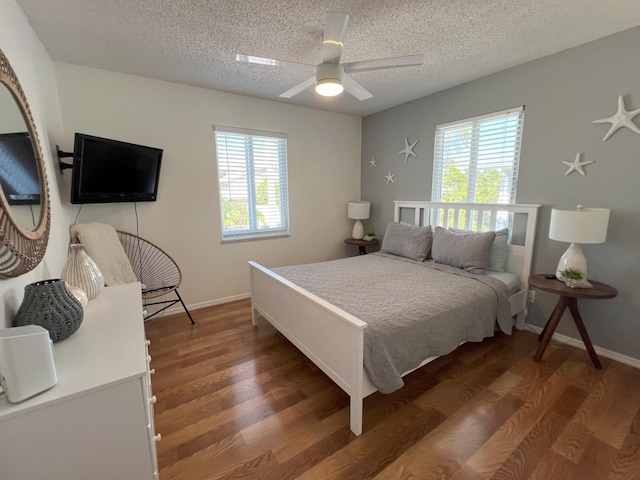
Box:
[249,261,367,435]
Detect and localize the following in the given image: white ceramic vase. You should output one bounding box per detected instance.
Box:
[61,244,105,300]
[64,281,89,307]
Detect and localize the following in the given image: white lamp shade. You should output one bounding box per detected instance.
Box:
[347,201,370,220]
[549,206,610,244]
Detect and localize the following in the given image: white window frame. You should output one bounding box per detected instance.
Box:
[432,106,524,205]
[214,126,289,242]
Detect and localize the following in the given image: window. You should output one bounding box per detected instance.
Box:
[432,106,524,204]
[214,126,289,241]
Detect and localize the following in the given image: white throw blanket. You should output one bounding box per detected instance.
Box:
[70,222,138,286]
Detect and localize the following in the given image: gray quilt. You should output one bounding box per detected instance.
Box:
[273,253,512,394]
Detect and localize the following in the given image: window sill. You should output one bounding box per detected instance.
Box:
[221,233,290,244]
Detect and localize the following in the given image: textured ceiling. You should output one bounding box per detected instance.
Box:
[15,0,640,117]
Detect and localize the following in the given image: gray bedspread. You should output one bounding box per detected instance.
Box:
[272,252,512,394]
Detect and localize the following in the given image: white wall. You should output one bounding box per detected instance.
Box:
[52,63,362,310]
[0,0,73,328]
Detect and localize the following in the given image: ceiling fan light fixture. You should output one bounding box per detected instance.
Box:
[237,13,423,101]
[315,63,345,97]
[315,79,344,96]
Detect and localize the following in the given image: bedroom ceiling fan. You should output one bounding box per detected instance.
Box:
[236,13,424,101]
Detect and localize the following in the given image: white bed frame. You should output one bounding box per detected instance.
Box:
[249,201,539,436]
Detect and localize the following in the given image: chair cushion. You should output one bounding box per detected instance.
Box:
[70,222,138,286]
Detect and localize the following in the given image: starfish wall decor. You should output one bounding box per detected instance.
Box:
[399,138,418,163]
[563,153,594,176]
[592,95,640,141]
[375,137,421,185]
[385,170,395,184]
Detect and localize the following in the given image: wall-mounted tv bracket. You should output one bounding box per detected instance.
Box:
[56,145,74,174]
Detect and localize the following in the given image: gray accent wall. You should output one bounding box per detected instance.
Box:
[361,27,640,361]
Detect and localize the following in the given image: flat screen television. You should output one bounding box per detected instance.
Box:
[70,133,162,204]
[0,132,41,206]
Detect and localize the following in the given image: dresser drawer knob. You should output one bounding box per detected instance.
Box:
[154,433,162,442]
[149,395,157,405]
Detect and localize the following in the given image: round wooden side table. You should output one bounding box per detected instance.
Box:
[344,237,379,255]
[528,274,617,369]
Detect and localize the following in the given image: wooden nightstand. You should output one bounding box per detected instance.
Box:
[344,237,379,255]
[528,274,617,369]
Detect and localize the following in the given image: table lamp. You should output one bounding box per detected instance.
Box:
[549,205,610,280]
[347,201,370,240]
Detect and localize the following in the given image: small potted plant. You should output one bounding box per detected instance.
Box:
[559,268,592,288]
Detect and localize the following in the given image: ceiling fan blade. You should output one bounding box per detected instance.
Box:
[322,13,349,64]
[279,76,316,98]
[236,54,313,69]
[342,55,424,73]
[342,75,373,101]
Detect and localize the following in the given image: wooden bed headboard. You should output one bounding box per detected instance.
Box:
[393,201,540,328]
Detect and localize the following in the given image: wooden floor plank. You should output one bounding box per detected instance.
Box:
[592,364,640,449]
[552,362,624,463]
[376,391,523,480]
[605,406,640,480]
[295,404,446,480]
[488,385,588,480]
[412,353,510,417]
[145,300,640,480]
[270,408,351,464]
[159,432,250,480]
[528,450,582,480]
[454,364,571,477]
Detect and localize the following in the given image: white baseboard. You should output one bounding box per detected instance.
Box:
[525,324,640,369]
[149,292,251,318]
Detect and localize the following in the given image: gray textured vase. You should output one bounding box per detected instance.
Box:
[60,244,105,300]
[14,279,84,342]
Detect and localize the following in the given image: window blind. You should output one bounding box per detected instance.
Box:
[432,106,524,204]
[214,126,289,241]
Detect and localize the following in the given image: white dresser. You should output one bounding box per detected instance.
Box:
[0,283,159,480]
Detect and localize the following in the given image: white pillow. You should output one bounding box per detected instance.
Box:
[70,223,138,286]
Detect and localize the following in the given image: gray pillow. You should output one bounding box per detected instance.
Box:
[381,222,432,262]
[431,226,496,274]
[450,227,509,272]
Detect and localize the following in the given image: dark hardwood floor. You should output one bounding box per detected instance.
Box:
[145,299,640,480]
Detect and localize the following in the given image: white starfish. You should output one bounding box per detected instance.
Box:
[592,95,640,141]
[369,157,377,168]
[562,153,594,176]
[399,138,418,163]
[385,170,395,184]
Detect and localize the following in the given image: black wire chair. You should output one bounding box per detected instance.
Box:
[116,231,194,324]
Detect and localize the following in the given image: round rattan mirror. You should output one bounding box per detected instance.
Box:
[0,48,50,277]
